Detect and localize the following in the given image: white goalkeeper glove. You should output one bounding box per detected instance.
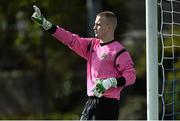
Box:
[92,78,117,98]
[31,5,52,30]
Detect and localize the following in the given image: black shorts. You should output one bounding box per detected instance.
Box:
[80,96,119,120]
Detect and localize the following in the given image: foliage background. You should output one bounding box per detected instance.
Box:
[0,0,148,120]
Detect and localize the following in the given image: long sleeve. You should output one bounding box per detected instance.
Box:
[115,51,136,87]
[51,26,93,60]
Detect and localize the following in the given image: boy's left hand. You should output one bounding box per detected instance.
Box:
[92,78,117,98]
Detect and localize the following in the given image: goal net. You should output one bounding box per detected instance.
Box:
[158,0,180,120]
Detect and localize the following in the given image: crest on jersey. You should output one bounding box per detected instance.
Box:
[100,53,108,60]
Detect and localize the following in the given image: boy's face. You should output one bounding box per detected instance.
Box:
[93,16,109,39]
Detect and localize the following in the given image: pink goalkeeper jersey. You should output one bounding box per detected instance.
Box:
[52,26,136,100]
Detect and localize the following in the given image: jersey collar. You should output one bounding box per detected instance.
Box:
[100,40,117,46]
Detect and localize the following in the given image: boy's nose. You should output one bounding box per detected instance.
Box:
[93,25,96,30]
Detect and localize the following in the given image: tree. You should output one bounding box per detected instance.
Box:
[0,0,146,119]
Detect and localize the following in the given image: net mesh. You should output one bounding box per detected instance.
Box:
[158,0,180,120]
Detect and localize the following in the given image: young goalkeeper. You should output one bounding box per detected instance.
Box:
[31,5,136,120]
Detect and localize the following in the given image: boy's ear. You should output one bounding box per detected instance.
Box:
[107,25,111,30]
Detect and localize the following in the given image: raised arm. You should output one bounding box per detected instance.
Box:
[51,26,93,60]
[31,5,93,60]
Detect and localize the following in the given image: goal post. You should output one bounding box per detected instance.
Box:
[146,0,159,120]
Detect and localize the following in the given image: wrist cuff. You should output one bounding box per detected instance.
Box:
[116,76,126,87]
[47,24,57,34]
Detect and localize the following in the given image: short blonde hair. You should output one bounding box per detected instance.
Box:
[97,11,117,30]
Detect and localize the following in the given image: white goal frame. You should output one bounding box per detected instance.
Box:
[146,0,159,120]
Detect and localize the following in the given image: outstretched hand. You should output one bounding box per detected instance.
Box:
[31,5,52,30]
[31,5,44,25]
